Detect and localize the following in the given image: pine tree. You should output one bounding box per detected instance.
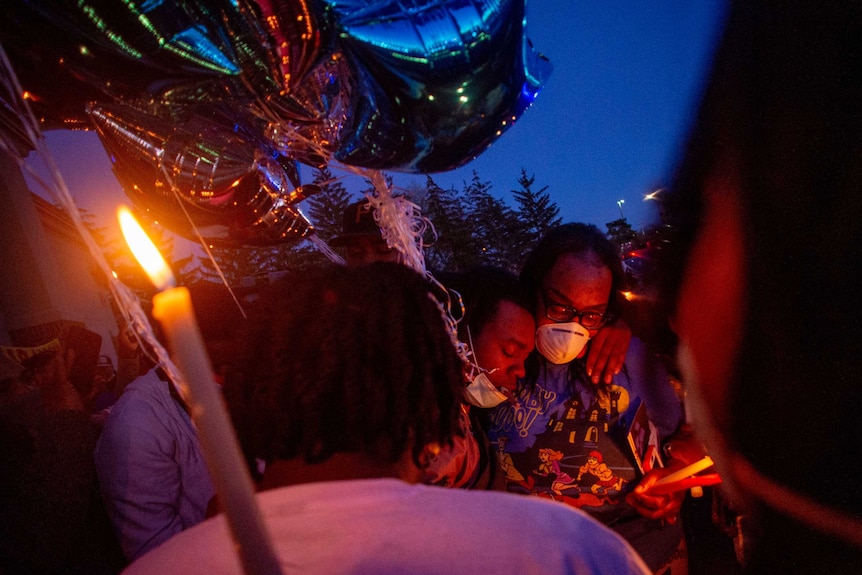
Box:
[463,171,520,272]
[249,166,355,271]
[72,206,113,249]
[510,168,561,260]
[306,166,354,241]
[277,241,329,272]
[185,245,260,287]
[419,176,470,271]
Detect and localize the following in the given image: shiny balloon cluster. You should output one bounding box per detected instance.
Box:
[0,0,549,246]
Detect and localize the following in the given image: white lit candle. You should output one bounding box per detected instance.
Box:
[652,455,715,487]
[118,207,281,575]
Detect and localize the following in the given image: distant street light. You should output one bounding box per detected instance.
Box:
[616,199,625,219]
[644,188,665,202]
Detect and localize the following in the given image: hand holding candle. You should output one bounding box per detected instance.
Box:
[645,473,722,495]
[646,456,720,496]
[627,454,720,521]
[119,207,282,575]
[654,455,715,486]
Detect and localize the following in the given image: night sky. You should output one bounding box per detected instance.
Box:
[27,0,728,244]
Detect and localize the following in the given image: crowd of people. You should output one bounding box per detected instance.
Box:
[0,330,125,574]
[2,2,861,573]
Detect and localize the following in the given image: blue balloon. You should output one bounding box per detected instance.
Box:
[0,0,549,245]
[328,0,549,171]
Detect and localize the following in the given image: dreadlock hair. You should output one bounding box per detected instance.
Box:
[223,262,465,472]
[519,223,625,386]
[439,266,533,345]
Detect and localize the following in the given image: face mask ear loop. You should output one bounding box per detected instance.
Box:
[464,325,482,381]
[465,325,500,380]
[466,321,505,375]
[466,325,480,367]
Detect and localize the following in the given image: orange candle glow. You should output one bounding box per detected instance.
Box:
[118,207,282,575]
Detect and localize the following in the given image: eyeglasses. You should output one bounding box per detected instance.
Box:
[541,290,614,329]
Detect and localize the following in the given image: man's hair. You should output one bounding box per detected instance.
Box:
[224,263,465,469]
[439,266,533,343]
[520,223,625,317]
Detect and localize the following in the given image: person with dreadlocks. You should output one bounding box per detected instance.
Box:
[122,262,650,575]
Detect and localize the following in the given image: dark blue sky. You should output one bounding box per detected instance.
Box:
[31,0,728,242]
[421,0,729,232]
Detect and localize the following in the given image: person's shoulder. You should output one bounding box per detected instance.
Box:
[99,372,177,438]
[122,514,235,575]
[430,488,650,573]
[427,485,607,533]
[112,371,172,408]
[124,483,650,575]
[624,335,649,358]
[619,336,670,381]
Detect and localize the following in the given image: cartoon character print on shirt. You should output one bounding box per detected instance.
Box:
[576,450,624,495]
[535,448,580,496]
[488,377,640,514]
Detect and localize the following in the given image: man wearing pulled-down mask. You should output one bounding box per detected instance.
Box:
[423,266,536,489]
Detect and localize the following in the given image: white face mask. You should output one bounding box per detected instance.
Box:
[464,371,509,408]
[535,322,590,364]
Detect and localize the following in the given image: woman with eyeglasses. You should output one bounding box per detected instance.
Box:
[486,223,702,573]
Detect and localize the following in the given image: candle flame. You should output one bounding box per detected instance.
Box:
[118,207,176,290]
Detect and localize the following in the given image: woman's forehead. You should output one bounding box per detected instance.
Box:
[547,253,611,287]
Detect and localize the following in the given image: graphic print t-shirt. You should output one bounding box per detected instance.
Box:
[486,338,682,525]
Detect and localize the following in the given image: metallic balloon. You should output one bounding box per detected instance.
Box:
[0,0,549,246]
[323,0,550,172]
[88,101,316,246]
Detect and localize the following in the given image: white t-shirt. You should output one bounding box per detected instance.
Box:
[124,478,649,575]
